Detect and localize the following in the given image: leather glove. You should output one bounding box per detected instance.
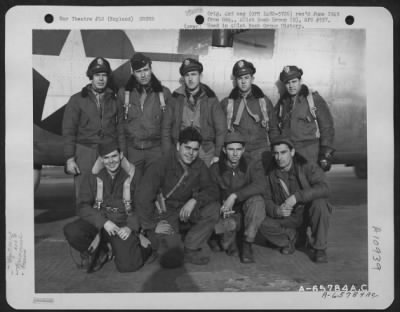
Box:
[318,146,335,172]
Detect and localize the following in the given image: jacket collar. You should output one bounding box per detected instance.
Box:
[172,83,216,98]
[170,150,203,172]
[228,84,265,100]
[218,153,248,174]
[281,83,310,101]
[80,84,116,98]
[96,167,129,183]
[124,73,163,93]
[265,153,308,176]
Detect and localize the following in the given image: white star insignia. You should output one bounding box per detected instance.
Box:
[33,30,128,121]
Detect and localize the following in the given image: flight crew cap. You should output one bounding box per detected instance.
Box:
[279,65,303,83]
[130,52,152,71]
[224,131,246,145]
[271,135,295,149]
[232,59,256,77]
[98,140,119,157]
[179,58,203,76]
[86,57,112,78]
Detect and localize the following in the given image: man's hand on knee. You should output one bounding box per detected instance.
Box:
[179,199,197,222]
[117,226,132,240]
[155,220,174,235]
[104,220,120,236]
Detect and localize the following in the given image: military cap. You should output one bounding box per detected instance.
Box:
[130,52,152,71]
[179,58,203,76]
[98,139,119,157]
[271,135,295,149]
[232,59,256,77]
[86,57,111,79]
[279,65,303,83]
[224,131,246,145]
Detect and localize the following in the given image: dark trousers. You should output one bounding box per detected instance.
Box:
[239,195,266,242]
[199,144,215,167]
[243,145,269,163]
[149,201,220,252]
[304,198,332,250]
[294,140,319,165]
[127,145,161,185]
[74,145,98,210]
[64,218,144,272]
[259,198,332,250]
[258,205,304,247]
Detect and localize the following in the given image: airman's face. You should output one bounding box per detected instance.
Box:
[236,74,254,93]
[91,72,108,91]
[133,63,152,86]
[102,150,122,174]
[183,71,201,91]
[285,78,302,96]
[177,141,200,165]
[273,144,295,171]
[223,143,245,167]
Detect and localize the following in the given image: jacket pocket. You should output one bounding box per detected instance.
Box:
[79,111,90,128]
[295,116,317,138]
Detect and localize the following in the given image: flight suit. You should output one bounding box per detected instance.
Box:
[135,151,220,254]
[220,84,280,162]
[209,157,266,244]
[260,153,332,250]
[118,74,173,182]
[171,83,227,167]
[64,165,145,272]
[276,84,334,164]
[62,85,124,207]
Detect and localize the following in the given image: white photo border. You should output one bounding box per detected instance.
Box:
[5,5,394,309]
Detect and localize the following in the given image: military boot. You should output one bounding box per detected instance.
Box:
[222,230,238,256]
[87,242,111,273]
[184,248,210,265]
[312,249,328,263]
[281,232,297,255]
[240,241,255,264]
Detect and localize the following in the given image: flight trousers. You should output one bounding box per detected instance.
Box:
[64,218,145,272]
[259,198,332,250]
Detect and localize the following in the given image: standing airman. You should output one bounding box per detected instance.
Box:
[220,59,279,162]
[171,58,226,167]
[276,65,335,171]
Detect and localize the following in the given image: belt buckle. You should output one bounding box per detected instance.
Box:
[106,206,119,213]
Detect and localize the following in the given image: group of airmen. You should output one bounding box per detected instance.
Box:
[62,52,335,273]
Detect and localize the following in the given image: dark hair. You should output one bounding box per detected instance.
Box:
[98,139,120,157]
[132,62,152,71]
[178,127,203,145]
[271,141,294,151]
[223,141,245,148]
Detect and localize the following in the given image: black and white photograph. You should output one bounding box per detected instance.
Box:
[5,6,394,309]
